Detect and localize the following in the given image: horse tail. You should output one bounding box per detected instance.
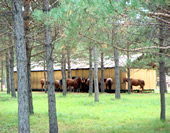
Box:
[109,80,111,90]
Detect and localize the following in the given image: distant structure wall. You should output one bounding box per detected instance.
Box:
[14,68,156,90]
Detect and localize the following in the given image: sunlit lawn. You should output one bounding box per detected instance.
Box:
[0,91,170,133]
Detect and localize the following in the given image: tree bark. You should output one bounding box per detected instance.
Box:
[12,0,30,132]
[67,47,71,91]
[43,0,58,132]
[6,52,10,94]
[44,61,47,93]
[159,24,165,120]
[8,32,16,97]
[101,52,104,93]
[127,67,131,94]
[164,74,167,93]
[62,48,67,96]
[24,0,34,114]
[1,60,4,91]
[114,49,121,99]
[67,47,71,79]
[94,45,99,102]
[127,46,131,94]
[112,26,120,99]
[89,47,93,96]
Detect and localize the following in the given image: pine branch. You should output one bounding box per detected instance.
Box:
[147,12,170,18]
[156,6,170,14]
[0,45,15,53]
[79,33,170,53]
[152,16,170,25]
[31,50,45,57]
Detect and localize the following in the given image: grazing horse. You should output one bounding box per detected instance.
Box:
[66,77,82,92]
[122,78,145,92]
[104,78,113,91]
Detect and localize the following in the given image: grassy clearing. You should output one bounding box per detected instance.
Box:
[0,92,170,133]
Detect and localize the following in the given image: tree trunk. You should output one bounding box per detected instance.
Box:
[89,47,93,96]
[24,0,34,114]
[67,47,71,79]
[12,1,30,132]
[101,52,104,93]
[94,45,99,102]
[62,48,67,96]
[127,48,131,94]
[43,0,58,132]
[6,52,10,94]
[164,74,167,93]
[112,25,120,99]
[8,32,16,97]
[114,49,121,99]
[1,60,4,91]
[159,24,165,121]
[159,58,166,120]
[67,47,71,91]
[127,67,131,94]
[44,61,47,93]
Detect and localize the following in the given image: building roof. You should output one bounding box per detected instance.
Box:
[14,54,142,71]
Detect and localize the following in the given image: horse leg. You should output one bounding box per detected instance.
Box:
[86,84,89,92]
[77,86,80,92]
[106,85,109,93]
[41,84,43,91]
[66,84,69,91]
[74,86,77,92]
[76,85,80,92]
[141,85,144,93]
[70,86,74,92]
[45,83,48,93]
[75,84,79,92]
[131,85,133,93]
[109,80,111,92]
[85,84,88,92]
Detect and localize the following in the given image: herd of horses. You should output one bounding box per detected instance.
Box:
[40,77,145,93]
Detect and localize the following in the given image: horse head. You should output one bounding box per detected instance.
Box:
[76,77,82,83]
[122,78,128,84]
[81,77,87,83]
[40,79,44,84]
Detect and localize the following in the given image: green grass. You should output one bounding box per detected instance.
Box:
[0,92,170,133]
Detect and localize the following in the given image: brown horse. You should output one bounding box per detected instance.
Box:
[81,77,90,92]
[40,79,61,91]
[55,80,61,91]
[104,78,113,91]
[81,77,101,92]
[40,79,47,89]
[66,77,82,92]
[122,78,145,92]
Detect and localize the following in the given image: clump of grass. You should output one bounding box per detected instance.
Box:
[0,92,170,133]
